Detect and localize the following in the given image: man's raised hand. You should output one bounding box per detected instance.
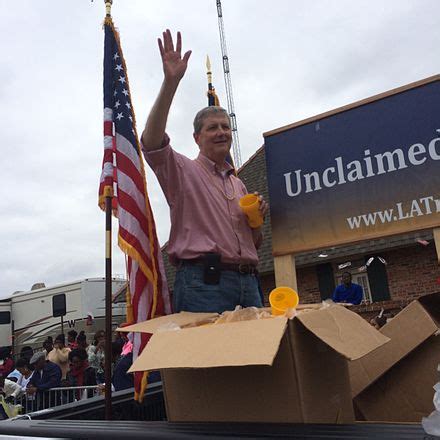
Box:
[158,29,192,84]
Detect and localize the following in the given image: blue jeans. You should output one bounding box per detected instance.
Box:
[173,264,263,313]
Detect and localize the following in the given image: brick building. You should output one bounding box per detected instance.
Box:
[162,146,440,320]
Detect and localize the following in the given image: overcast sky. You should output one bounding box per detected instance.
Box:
[1,0,439,298]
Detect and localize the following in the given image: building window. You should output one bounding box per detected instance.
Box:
[352,272,372,303]
[316,263,335,300]
[0,311,11,325]
[335,270,371,303]
[365,255,391,302]
[334,256,391,303]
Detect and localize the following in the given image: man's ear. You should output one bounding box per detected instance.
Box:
[193,132,200,146]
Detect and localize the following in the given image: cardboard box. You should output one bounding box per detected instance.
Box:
[354,334,439,422]
[349,292,440,422]
[127,306,388,423]
[349,295,439,398]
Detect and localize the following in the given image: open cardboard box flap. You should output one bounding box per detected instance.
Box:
[296,304,390,361]
[130,317,288,372]
[116,311,219,334]
[354,333,440,422]
[417,292,440,325]
[130,305,389,373]
[349,294,440,397]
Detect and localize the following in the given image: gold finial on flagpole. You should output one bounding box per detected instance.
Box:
[105,0,113,17]
[206,55,212,83]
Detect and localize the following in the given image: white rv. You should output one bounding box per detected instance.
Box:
[3,278,127,354]
[0,300,12,348]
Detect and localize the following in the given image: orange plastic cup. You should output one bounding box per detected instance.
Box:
[269,287,299,316]
[239,194,263,228]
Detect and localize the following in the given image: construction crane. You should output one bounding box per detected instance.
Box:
[216,0,242,168]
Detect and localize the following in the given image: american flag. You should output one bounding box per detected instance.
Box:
[99,18,171,402]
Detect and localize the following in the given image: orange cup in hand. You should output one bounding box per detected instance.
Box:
[239,194,263,228]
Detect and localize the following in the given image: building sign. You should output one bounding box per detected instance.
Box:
[264,76,440,256]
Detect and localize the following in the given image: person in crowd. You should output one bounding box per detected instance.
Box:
[65,348,97,400]
[7,358,33,391]
[141,30,268,314]
[47,334,71,380]
[76,331,88,351]
[20,346,34,362]
[114,329,128,349]
[87,330,105,383]
[27,352,62,409]
[111,341,123,368]
[116,323,133,356]
[332,272,363,305]
[6,367,21,382]
[121,337,132,357]
[42,337,53,360]
[0,347,14,378]
[0,375,23,399]
[112,344,134,392]
[19,346,34,365]
[67,330,78,350]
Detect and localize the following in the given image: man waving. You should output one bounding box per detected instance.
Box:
[141,30,268,313]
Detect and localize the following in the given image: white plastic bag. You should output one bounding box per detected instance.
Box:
[422,381,440,436]
[156,322,181,332]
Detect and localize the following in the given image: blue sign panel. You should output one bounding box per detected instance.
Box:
[264,77,440,255]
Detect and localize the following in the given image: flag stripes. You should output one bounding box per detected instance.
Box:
[99,17,171,402]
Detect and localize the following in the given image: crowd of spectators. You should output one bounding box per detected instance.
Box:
[0,328,136,410]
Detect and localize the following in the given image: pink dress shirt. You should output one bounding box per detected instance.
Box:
[143,138,259,266]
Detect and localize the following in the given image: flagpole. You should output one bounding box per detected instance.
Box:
[206,55,213,91]
[104,0,113,422]
[206,55,234,172]
[206,55,217,106]
[104,192,113,421]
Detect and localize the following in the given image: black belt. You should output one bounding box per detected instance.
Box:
[179,258,258,275]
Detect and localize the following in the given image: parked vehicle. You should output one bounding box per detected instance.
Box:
[0,278,127,355]
[0,300,12,348]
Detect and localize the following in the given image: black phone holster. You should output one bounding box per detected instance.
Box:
[203,253,222,285]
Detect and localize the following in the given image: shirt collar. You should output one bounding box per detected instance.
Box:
[197,152,235,175]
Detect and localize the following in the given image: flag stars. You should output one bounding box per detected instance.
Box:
[116,112,124,120]
[129,115,133,122]
[113,90,117,97]
[115,64,123,72]
[125,102,131,109]
[118,76,126,84]
[113,53,120,60]
[122,89,129,96]
[114,100,121,109]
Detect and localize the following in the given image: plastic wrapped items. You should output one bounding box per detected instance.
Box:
[422,365,440,436]
[156,322,182,333]
[215,306,271,324]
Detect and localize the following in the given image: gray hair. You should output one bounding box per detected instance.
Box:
[193,106,230,134]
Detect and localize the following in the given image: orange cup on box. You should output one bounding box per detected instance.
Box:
[239,194,263,228]
[269,287,299,316]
